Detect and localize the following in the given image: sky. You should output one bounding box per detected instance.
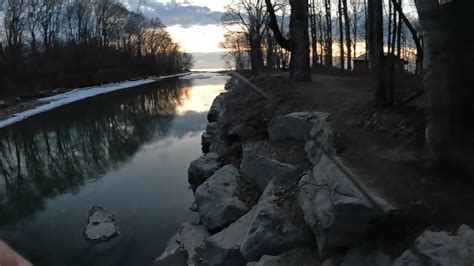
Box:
[121,0,230,54]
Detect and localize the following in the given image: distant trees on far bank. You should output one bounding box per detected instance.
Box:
[0,0,193,98]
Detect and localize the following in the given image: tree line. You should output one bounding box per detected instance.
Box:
[221,0,421,81]
[0,0,193,98]
[222,0,474,174]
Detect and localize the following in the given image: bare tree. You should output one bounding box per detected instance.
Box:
[350,0,363,60]
[266,0,311,81]
[38,0,62,50]
[391,0,423,75]
[222,0,268,73]
[26,0,41,51]
[220,32,250,70]
[4,0,27,50]
[65,0,93,44]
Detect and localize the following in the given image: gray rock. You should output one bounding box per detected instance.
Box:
[340,243,392,266]
[228,124,256,142]
[156,223,210,266]
[393,225,474,266]
[240,178,314,261]
[209,137,239,157]
[322,257,343,266]
[206,122,220,135]
[189,201,199,212]
[202,132,214,152]
[246,247,320,266]
[208,95,224,123]
[195,165,255,230]
[204,208,257,266]
[188,153,220,187]
[298,154,394,256]
[268,112,330,141]
[84,206,119,242]
[305,119,335,165]
[240,142,300,192]
[217,108,226,123]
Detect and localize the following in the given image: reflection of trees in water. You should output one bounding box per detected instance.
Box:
[0,80,192,224]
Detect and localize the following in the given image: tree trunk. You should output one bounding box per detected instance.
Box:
[342,0,352,70]
[338,0,344,69]
[391,0,423,75]
[366,0,373,66]
[415,0,474,168]
[364,0,368,59]
[324,0,333,67]
[266,0,311,81]
[318,13,324,64]
[266,31,276,69]
[310,0,318,67]
[396,0,402,58]
[391,2,397,55]
[388,0,392,53]
[249,32,265,74]
[369,0,386,105]
[289,0,311,81]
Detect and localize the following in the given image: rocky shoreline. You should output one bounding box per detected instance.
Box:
[156,76,474,266]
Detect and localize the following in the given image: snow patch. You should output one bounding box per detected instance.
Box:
[0,73,190,129]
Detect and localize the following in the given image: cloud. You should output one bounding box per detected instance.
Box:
[122,0,225,27]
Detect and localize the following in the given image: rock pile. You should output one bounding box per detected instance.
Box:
[157,79,469,266]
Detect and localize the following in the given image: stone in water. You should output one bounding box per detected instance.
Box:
[84,206,119,242]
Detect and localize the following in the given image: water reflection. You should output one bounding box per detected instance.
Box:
[0,80,192,224]
[0,74,227,266]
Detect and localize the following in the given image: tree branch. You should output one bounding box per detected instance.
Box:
[390,0,423,59]
[265,0,291,51]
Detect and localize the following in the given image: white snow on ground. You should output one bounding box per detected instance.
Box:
[0,73,191,129]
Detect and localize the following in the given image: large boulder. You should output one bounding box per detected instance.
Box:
[240,178,314,261]
[84,206,119,242]
[202,132,214,153]
[188,153,221,187]
[268,112,335,166]
[209,137,240,157]
[156,223,210,266]
[208,95,225,123]
[240,141,307,192]
[195,165,258,231]
[393,225,474,266]
[298,154,394,256]
[268,112,330,141]
[203,208,257,266]
[246,247,320,266]
[228,124,257,142]
[304,117,335,165]
[206,122,220,135]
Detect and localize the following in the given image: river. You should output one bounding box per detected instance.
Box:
[0,73,227,266]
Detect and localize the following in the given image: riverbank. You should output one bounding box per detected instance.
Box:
[157,71,474,265]
[0,73,190,129]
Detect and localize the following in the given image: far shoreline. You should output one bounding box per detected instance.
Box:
[0,72,191,130]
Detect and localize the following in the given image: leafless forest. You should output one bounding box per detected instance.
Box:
[0,0,193,97]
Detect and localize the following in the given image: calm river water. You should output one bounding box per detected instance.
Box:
[0,73,227,266]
